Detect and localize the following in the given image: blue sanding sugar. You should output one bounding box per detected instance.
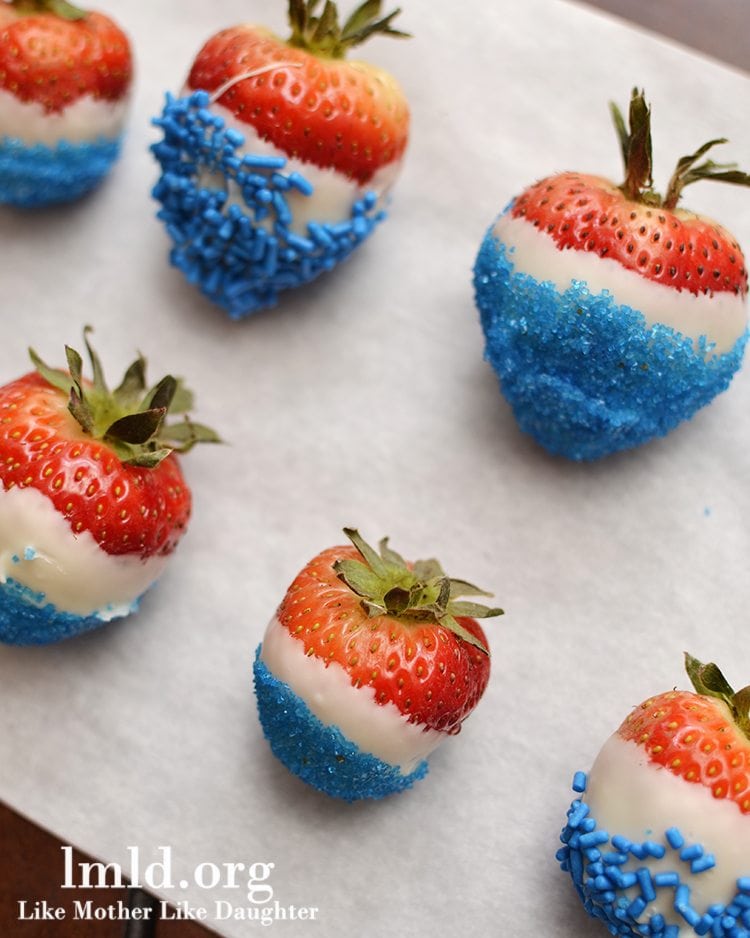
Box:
[0,577,139,645]
[0,134,123,207]
[253,646,428,801]
[473,228,748,461]
[151,91,387,319]
[557,772,750,937]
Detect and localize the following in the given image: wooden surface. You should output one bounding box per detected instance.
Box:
[1,803,219,937]
[1,2,746,936]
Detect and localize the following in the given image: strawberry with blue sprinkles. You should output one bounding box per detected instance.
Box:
[151,0,410,319]
[254,528,503,801]
[0,329,219,645]
[558,654,750,936]
[473,89,750,460]
[0,0,132,207]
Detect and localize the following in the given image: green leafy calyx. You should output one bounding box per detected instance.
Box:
[611,88,750,210]
[287,0,409,59]
[685,652,750,741]
[333,528,503,655]
[10,0,87,21]
[30,327,220,468]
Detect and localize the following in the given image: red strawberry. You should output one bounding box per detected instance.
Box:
[254,528,503,800]
[511,173,748,298]
[558,654,750,935]
[151,0,410,317]
[618,662,750,813]
[187,1,409,186]
[474,88,750,461]
[0,0,131,113]
[0,329,219,645]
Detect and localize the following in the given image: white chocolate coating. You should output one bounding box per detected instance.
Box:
[0,484,167,619]
[585,734,750,921]
[195,98,402,235]
[493,212,748,354]
[0,89,129,146]
[260,616,445,774]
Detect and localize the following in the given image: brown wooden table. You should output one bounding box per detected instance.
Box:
[1,3,746,937]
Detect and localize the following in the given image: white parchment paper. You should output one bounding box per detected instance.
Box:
[1,1,749,935]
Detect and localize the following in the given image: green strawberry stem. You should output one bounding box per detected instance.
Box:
[10,0,86,20]
[287,0,410,59]
[333,528,503,655]
[685,652,750,741]
[610,88,750,210]
[30,327,220,468]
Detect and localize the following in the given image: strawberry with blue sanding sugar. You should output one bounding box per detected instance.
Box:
[254,528,502,800]
[0,0,132,207]
[151,0,410,319]
[558,654,750,937]
[0,329,219,645]
[474,89,750,460]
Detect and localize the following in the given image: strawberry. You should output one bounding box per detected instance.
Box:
[0,0,133,207]
[151,0,410,318]
[558,654,750,937]
[253,528,502,800]
[0,329,219,645]
[473,89,750,461]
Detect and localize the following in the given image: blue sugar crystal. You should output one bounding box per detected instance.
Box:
[0,578,141,645]
[473,227,747,461]
[253,647,428,802]
[558,774,750,937]
[0,134,123,207]
[151,92,388,318]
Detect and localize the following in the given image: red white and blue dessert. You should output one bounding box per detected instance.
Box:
[151,0,410,318]
[0,0,132,208]
[0,330,218,645]
[558,654,750,937]
[253,528,502,801]
[473,89,749,460]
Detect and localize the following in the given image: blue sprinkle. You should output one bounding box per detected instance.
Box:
[692,855,717,875]
[681,845,705,862]
[628,898,648,919]
[572,771,588,793]
[253,647,427,801]
[654,873,681,888]
[242,152,287,170]
[638,869,657,902]
[150,91,387,317]
[473,226,748,460]
[738,880,750,894]
[666,829,685,850]
[287,171,314,196]
[568,801,589,829]
[604,853,629,866]
[0,133,123,207]
[613,835,633,852]
[224,128,245,148]
[580,830,610,849]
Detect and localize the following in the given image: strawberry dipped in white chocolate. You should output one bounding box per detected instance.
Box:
[0,330,219,645]
[0,0,132,206]
[254,529,503,801]
[558,654,750,937]
[152,0,410,318]
[474,89,750,460]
